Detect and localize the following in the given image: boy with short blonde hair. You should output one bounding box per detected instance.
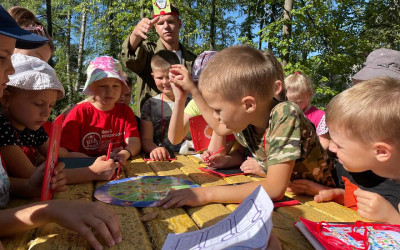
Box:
[326,77,400,144]
[141,50,186,161]
[158,45,335,208]
[199,46,275,102]
[315,77,400,223]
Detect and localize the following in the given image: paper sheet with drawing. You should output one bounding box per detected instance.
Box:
[162,185,273,250]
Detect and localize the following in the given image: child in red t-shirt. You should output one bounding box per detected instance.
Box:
[61,56,141,177]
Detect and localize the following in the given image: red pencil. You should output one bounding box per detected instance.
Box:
[106,143,112,161]
[204,146,225,161]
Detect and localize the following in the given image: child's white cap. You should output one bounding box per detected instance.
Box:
[8,53,65,99]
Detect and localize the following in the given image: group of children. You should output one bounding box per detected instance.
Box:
[1,2,400,249]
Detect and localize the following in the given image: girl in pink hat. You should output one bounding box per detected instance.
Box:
[61,56,141,173]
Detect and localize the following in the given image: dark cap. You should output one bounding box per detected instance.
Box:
[0,4,48,49]
[352,48,400,83]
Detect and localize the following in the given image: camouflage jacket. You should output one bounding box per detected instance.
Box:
[234,100,335,186]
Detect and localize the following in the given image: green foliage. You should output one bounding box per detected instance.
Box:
[3,0,400,114]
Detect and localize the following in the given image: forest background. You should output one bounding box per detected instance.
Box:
[2,0,400,117]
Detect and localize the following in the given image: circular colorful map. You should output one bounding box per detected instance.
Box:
[94,176,199,207]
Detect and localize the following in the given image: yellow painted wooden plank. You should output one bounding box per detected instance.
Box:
[141,207,198,250]
[101,205,152,250]
[272,211,313,250]
[285,192,367,222]
[125,161,155,177]
[148,162,193,182]
[303,200,367,222]
[29,223,89,250]
[225,204,239,212]
[275,203,339,222]
[175,163,228,187]
[53,183,93,201]
[130,155,146,162]
[223,175,252,184]
[174,155,199,165]
[247,175,266,182]
[2,230,37,250]
[186,155,203,165]
[187,204,231,228]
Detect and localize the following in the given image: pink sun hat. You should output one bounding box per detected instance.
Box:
[82,56,129,95]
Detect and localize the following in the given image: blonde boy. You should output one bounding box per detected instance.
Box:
[317,77,400,223]
[158,45,335,208]
[140,50,185,161]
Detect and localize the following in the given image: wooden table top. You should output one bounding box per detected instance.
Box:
[1,154,366,250]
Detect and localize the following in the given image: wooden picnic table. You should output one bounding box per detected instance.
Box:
[1,154,366,249]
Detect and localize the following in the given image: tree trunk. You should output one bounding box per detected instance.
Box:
[45,0,53,66]
[268,3,278,51]
[282,0,293,66]
[209,0,216,50]
[257,0,265,50]
[74,2,88,92]
[108,0,116,57]
[66,3,72,101]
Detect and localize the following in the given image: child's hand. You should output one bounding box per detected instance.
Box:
[355,189,400,223]
[287,179,332,196]
[240,157,266,177]
[313,188,345,204]
[28,162,67,197]
[89,156,119,181]
[156,187,209,209]
[170,81,188,101]
[169,65,197,93]
[50,162,68,193]
[111,147,127,166]
[150,147,170,161]
[201,150,228,168]
[48,200,122,250]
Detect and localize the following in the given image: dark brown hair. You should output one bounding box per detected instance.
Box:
[8,6,55,53]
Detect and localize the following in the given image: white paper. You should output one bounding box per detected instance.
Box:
[162,185,273,250]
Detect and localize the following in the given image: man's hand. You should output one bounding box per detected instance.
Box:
[131,17,160,40]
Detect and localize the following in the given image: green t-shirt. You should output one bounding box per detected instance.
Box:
[184,99,201,117]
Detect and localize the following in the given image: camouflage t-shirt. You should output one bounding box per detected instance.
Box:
[234,100,335,186]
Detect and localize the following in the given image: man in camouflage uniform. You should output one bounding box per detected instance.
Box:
[120,5,196,115]
[235,99,335,187]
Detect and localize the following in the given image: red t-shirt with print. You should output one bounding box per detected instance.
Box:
[61,102,139,157]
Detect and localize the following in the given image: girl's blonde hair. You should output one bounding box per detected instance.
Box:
[284,72,313,99]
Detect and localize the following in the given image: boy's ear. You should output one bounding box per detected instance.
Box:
[274,80,283,97]
[241,96,256,113]
[151,73,154,79]
[374,142,392,162]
